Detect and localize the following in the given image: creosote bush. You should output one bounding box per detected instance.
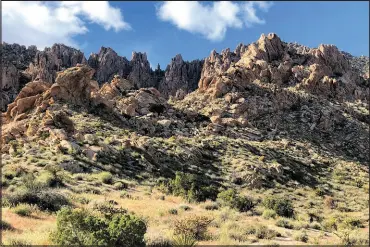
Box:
[5,186,70,212]
[98,172,113,184]
[11,203,36,217]
[1,220,13,230]
[158,172,218,202]
[173,215,213,240]
[262,195,294,218]
[262,209,277,219]
[217,189,255,212]
[50,207,146,246]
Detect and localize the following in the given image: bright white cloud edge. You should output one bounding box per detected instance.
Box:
[156,1,273,41]
[2,1,131,50]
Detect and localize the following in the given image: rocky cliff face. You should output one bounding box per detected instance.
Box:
[159,54,203,99]
[127,52,155,89]
[198,33,368,101]
[27,44,87,83]
[2,35,368,113]
[87,47,131,84]
[1,43,38,111]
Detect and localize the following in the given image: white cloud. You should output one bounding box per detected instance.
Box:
[156,1,273,41]
[2,1,131,49]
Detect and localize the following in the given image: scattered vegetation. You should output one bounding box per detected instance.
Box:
[262,196,294,218]
[50,207,147,246]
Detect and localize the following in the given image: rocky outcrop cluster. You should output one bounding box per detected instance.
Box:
[1,43,38,111]
[197,33,369,102]
[1,42,206,112]
[159,54,203,99]
[87,47,131,84]
[27,44,87,83]
[2,64,169,142]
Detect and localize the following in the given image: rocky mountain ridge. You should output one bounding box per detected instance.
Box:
[1,43,204,111]
[2,37,368,111]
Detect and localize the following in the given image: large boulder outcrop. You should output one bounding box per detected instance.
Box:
[87,47,131,84]
[159,54,203,99]
[27,44,87,83]
[1,43,38,111]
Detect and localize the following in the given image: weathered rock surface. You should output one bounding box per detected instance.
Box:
[159,54,203,99]
[87,47,131,84]
[1,43,38,110]
[27,44,87,83]
[128,52,155,89]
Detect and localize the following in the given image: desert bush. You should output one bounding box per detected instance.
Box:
[158,172,218,202]
[203,201,220,211]
[255,225,279,240]
[262,209,277,219]
[173,215,212,240]
[172,234,197,247]
[217,189,255,212]
[92,200,128,220]
[120,191,133,199]
[114,181,128,190]
[315,187,326,196]
[5,187,70,212]
[245,225,257,235]
[11,203,37,217]
[322,217,338,231]
[50,207,146,246]
[98,172,113,184]
[293,230,309,242]
[275,218,294,229]
[309,222,322,230]
[36,171,61,188]
[1,220,13,230]
[168,209,178,215]
[262,196,294,218]
[342,217,363,229]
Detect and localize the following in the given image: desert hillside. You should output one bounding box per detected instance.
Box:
[1,33,369,246]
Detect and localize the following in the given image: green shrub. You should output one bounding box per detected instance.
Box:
[203,202,219,211]
[275,218,294,229]
[309,222,322,230]
[11,203,35,217]
[158,172,218,202]
[315,187,326,197]
[50,207,146,246]
[217,189,255,212]
[92,200,128,220]
[262,209,277,219]
[36,171,61,188]
[114,182,128,190]
[1,220,13,230]
[173,215,212,240]
[172,234,197,247]
[98,172,113,184]
[168,209,178,215]
[255,225,279,239]
[5,187,70,212]
[263,196,294,217]
[342,217,363,229]
[293,230,309,243]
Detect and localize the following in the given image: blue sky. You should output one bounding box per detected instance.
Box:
[3,1,369,69]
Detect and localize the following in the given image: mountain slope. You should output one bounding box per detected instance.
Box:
[1,33,369,246]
